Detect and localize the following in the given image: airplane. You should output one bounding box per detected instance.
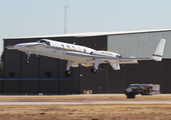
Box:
[6,39,166,75]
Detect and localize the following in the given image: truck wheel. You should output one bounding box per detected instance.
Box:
[141,91,147,95]
[127,94,135,99]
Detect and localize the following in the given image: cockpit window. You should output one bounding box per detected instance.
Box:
[36,40,50,45]
[47,42,50,45]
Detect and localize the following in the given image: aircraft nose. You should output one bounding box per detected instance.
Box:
[14,44,20,48]
[14,44,27,49]
[14,44,24,48]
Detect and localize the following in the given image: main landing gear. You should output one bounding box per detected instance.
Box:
[25,59,30,64]
[91,58,100,73]
[65,70,71,75]
[25,53,30,64]
[91,68,97,73]
[64,61,73,77]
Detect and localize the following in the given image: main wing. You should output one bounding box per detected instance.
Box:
[64,51,151,70]
[64,39,166,70]
[64,51,151,64]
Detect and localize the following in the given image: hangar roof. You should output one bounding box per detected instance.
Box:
[4,29,171,40]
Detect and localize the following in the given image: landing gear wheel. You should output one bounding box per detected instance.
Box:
[25,53,31,64]
[65,70,71,77]
[25,60,30,64]
[66,70,71,75]
[91,68,97,73]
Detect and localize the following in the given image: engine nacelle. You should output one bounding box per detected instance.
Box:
[91,51,121,57]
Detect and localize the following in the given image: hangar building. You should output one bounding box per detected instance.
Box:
[2,29,171,94]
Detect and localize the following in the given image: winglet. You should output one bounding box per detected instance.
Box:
[152,39,166,61]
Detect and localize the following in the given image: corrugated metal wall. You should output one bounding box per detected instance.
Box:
[106,31,171,93]
[3,37,80,94]
[107,60,171,93]
[107,31,171,58]
[3,30,171,94]
[79,36,108,94]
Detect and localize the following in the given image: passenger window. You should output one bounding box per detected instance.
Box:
[84,49,86,52]
[61,44,64,48]
[67,45,70,49]
[72,46,75,50]
[78,47,81,51]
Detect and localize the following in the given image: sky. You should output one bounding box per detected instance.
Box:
[0,0,171,56]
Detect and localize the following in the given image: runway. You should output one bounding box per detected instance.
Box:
[0,101,171,105]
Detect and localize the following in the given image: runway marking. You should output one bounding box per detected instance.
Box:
[1,101,171,105]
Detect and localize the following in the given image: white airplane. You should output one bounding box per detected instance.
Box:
[6,39,166,75]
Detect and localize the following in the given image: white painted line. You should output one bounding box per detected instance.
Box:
[0,101,171,105]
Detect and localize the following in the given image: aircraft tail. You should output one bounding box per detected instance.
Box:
[152,39,166,61]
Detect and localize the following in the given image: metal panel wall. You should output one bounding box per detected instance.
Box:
[39,56,58,78]
[3,37,80,94]
[107,31,171,93]
[21,81,39,93]
[80,36,108,93]
[57,37,80,93]
[107,31,171,58]
[0,81,2,93]
[3,81,20,93]
[0,79,72,94]
[39,81,59,93]
[3,33,171,94]
[21,39,39,78]
[107,59,171,93]
[4,40,21,78]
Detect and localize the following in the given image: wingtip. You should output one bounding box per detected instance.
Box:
[5,46,16,49]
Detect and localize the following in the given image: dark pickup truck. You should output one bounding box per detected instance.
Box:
[125,84,160,98]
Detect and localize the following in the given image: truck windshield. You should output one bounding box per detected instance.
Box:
[128,85,133,88]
